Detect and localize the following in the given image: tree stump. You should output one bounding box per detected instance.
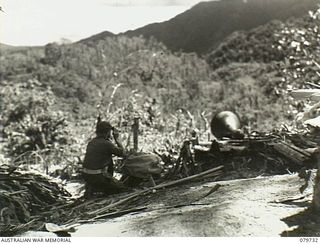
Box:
[132,117,139,151]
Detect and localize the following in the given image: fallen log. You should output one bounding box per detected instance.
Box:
[271,141,310,165]
[281,141,312,158]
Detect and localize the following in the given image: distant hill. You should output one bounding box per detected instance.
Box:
[206,20,286,70]
[78,31,115,45]
[80,0,318,54]
[0,43,15,50]
[0,43,44,53]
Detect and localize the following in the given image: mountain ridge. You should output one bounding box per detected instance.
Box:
[80,0,318,54]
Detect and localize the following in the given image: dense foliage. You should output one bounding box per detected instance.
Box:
[277,9,320,89]
[1,6,319,175]
[207,20,286,70]
[0,79,79,174]
[273,8,320,124]
[0,37,213,116]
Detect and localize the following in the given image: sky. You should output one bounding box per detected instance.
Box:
[0,0,207,46]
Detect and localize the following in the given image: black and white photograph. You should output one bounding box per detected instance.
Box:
[1,0,320,239]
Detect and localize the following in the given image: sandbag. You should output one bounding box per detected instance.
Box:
[121,152,163,179]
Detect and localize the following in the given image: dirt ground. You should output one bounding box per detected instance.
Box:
[67,173,317,237]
